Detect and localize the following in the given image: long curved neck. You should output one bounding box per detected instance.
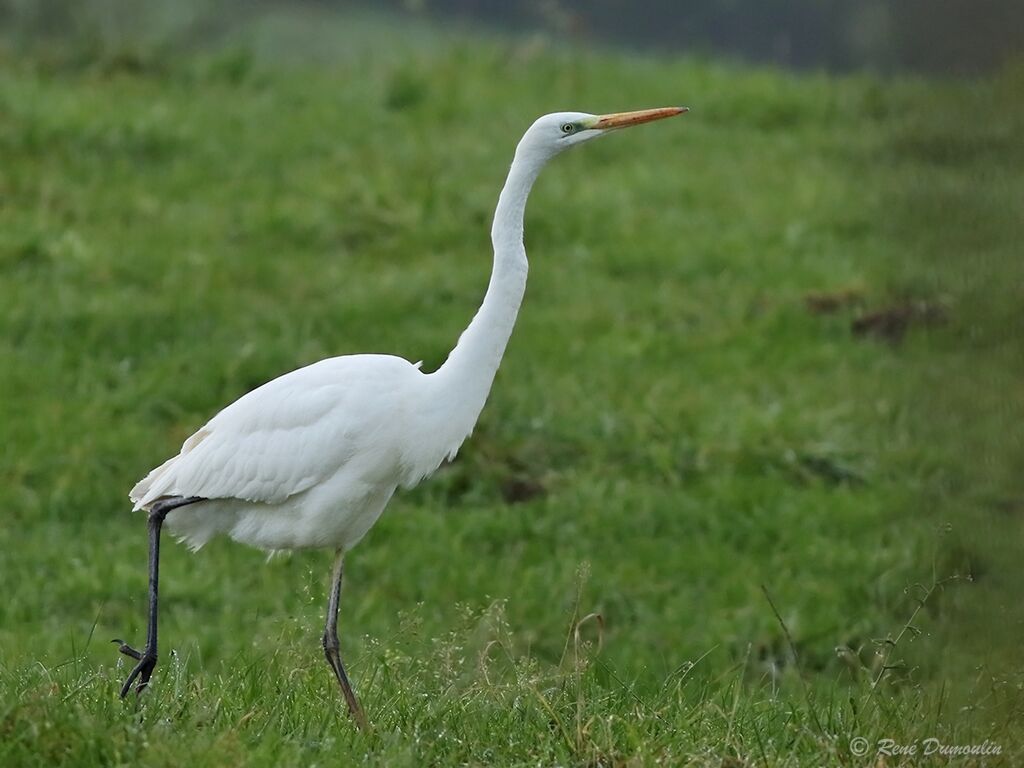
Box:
[432,146,544,418]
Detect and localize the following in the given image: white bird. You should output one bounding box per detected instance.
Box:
[114,106,687,725]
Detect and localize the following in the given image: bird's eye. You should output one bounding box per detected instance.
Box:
[561,122,576,134]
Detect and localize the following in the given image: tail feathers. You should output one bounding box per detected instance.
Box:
[129,455,178,510]
[130,428,212,510]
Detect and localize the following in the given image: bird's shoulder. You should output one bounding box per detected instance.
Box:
[209,354,424,430]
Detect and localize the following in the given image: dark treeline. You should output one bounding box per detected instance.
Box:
[2,0,1021,75]
[357,0,1024,75]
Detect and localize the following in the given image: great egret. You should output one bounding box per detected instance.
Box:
[114,106,686,724]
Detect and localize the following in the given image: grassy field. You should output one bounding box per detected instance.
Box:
[1,11,1022,766]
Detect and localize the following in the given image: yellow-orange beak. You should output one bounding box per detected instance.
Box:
[590,106,688,130]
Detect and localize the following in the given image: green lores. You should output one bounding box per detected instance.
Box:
[1,19,1023,768]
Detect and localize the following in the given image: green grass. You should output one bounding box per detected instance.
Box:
[1,12,1023,766]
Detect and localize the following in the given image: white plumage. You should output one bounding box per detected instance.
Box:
[131,355,456,551]
[115,107,686,719]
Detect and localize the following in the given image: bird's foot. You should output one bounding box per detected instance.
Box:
[112,638,143,660]
[112,639,157,698]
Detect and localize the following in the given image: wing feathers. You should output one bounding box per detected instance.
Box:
[131,356,416,511]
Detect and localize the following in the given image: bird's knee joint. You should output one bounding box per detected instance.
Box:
[148,505,170,524]
[322,633,339,653]
[150,496,203,522]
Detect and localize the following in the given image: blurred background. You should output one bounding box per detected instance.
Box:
[1,2,1021,765]
[2,0,1023,75]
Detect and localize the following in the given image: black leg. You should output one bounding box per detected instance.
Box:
[322,549,368,729]
[113,496,203,698]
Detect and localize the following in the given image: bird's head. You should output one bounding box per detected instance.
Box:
[516,107,688,162]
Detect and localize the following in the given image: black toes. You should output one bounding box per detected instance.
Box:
[112,639,144,660]
[119,655,156,699]
[115,640,157,698]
